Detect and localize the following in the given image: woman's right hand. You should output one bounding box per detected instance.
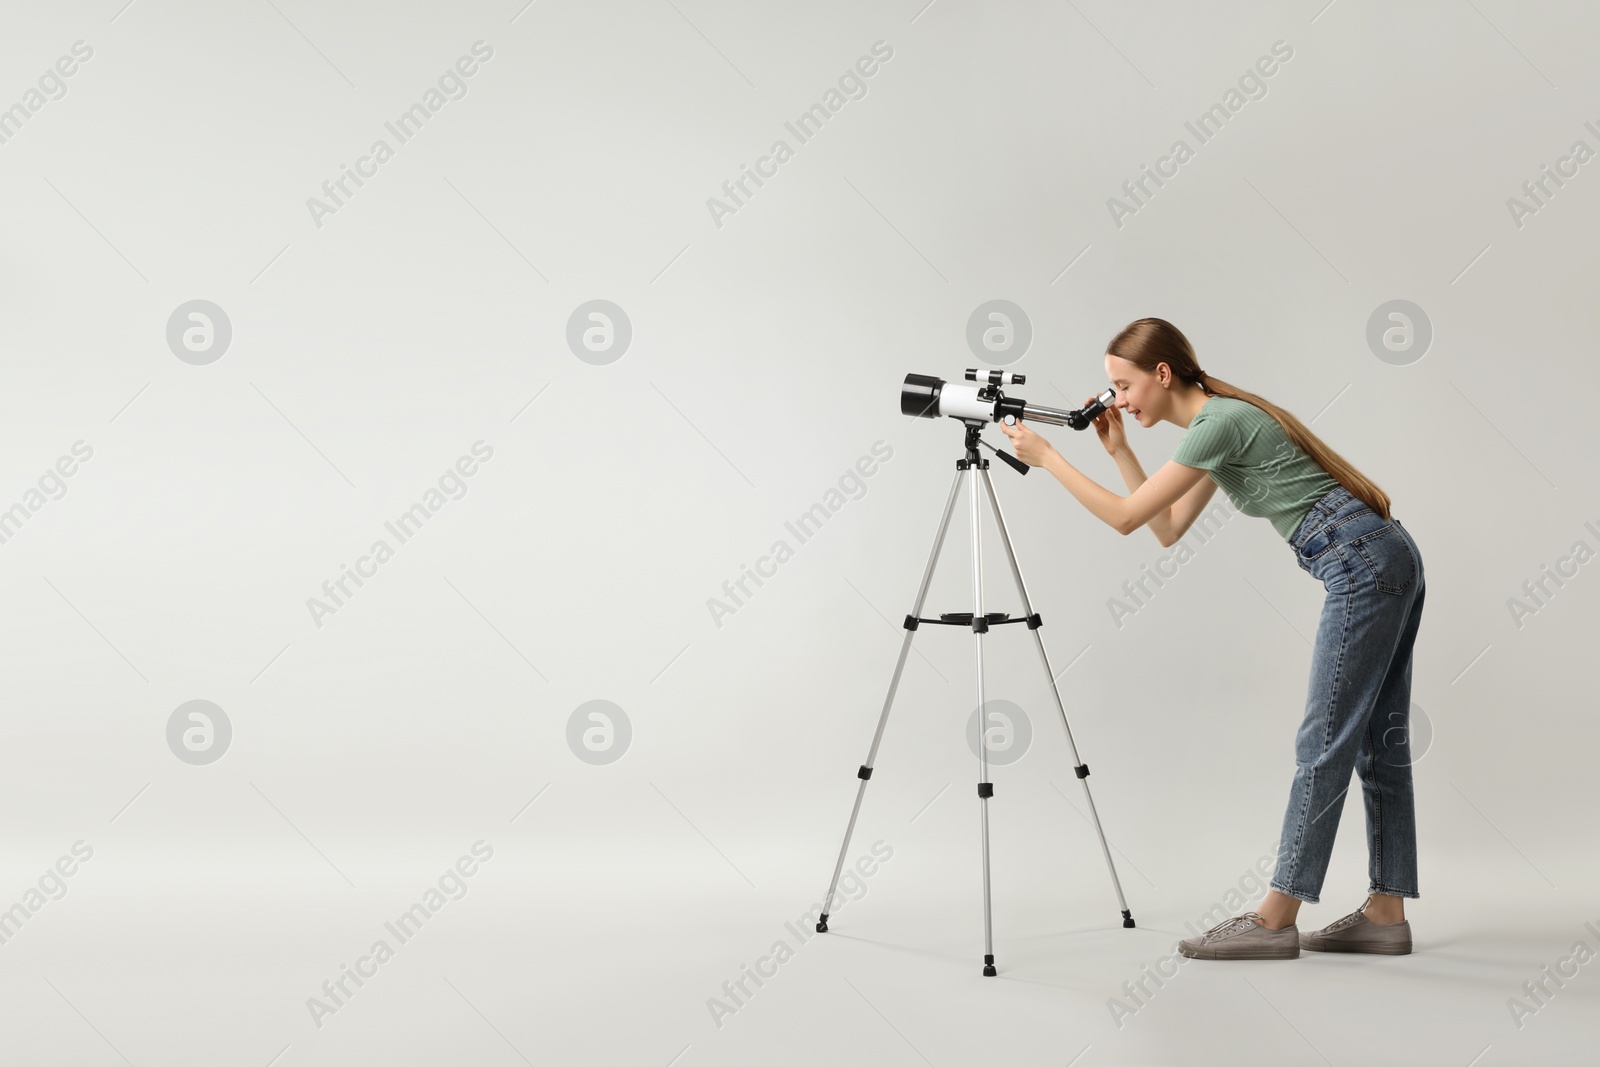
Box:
[1090,399,1127,457]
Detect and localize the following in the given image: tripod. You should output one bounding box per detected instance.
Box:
[815,420,1134,976]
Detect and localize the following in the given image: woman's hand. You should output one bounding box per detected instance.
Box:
[998,418,1060,468]
[1091,398,1127,457]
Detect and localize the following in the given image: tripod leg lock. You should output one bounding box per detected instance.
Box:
[1026,612,1043,629]
[857,765,873,780]
[902,614,919,631]
[977,782,993,798]
[972,616,989,633]
[1075,764,1090,779]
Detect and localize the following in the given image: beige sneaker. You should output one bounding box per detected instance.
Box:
[1299,902,1412,954]
[1177,912,1300,960]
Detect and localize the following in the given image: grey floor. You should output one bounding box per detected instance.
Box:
[4,785,1595,1066]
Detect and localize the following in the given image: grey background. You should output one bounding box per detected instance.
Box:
[2,0,1597,1064]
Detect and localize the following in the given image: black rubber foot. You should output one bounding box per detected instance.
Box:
[816,920,828,933]
[982,964,997,976]
[1122,909,1136,929]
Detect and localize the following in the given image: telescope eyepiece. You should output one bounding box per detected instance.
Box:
[1064,386,1117,429]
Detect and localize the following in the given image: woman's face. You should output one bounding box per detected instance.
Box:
[1104,353,1165,428]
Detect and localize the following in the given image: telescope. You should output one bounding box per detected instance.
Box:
[818,371,1141,974]
[902,369,1115,430]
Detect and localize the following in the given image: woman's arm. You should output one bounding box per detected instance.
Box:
[998,419,1211,539]
[1039,452,1209,536]
[1107,448,1221,547]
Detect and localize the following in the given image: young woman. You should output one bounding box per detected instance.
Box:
[999,317,1425,961]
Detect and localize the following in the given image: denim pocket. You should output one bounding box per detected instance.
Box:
[1297,507,1365,564]
[1349,522,1417,595]
[1296,523,1335,563]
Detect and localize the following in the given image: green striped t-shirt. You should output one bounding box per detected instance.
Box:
[1171,396,1339,541]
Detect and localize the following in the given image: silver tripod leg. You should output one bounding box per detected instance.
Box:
[979,467,1135,928]
[817,468,964,931]
[969,462,999,976]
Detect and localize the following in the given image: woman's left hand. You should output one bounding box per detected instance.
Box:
[998,418,1060,468]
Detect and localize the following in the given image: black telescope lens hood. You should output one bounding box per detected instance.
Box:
[901,373,943,418]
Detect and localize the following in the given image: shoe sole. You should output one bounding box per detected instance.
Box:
[1299,936,1412,955]
[1179,944,1300,960]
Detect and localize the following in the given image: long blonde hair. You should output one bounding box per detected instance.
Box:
[1107,317,1391,519]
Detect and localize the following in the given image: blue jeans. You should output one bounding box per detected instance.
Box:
[1272,485,1425,904]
